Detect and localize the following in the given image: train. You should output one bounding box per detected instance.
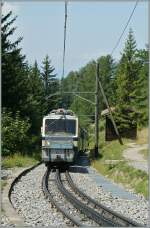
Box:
[41,108,85,167]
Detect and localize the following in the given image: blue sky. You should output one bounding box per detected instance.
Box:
[3,1,148,78]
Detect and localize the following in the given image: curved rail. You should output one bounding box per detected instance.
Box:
[56,169,115,227]
[65,171,143,227]
[9,162,42,206]
[42,168,83,227]
[9,163,144,227]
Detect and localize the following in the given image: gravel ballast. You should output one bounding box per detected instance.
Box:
[3,163,148,227]
[70,168,148,226]
[11,164,67,227]
[1,214,15,227]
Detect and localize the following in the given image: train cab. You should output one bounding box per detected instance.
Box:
[41,109,79,166]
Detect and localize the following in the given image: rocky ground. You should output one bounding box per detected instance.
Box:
[10,165,67,227]
[1,214,15,227]
[70,168,148,226]
[1,163,148,227]
[1,169,15,227]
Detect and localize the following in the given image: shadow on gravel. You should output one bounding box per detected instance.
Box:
[69,154,90,173]
[69,166,89,174]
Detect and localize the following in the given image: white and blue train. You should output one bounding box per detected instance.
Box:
[41,109,80,166]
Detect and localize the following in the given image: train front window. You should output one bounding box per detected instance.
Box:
[45,119,76,136]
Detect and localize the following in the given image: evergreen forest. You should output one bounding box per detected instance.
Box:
[2,10,149,158]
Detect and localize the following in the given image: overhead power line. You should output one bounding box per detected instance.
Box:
[110,0,139,56]
[62,1,68,78]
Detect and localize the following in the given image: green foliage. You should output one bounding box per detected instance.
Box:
[91,133,148,198]
[41,55,59,112]
[2,7,148,169]
[97,55,116,108]
[27,61,46,134]
[2,10,46,158]
[134,48,149,127]
[2,110,30,156]
[60,71,78,108]
[140,149,148,160]
[116,29,138,105]
[2,11,30,114]
[70,61,96,129]
[114,29,148,132]
[41,55,56,94]
[2,154,38,168]
[61,56,116,131]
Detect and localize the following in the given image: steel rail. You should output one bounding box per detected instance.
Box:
[42,168,83,227]
[9,162,42,206]
[65,171,143,227]
[56,169,115,227]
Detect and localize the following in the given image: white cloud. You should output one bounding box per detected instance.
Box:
[2,2,19,15]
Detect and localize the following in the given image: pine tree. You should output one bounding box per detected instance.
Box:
[133,48,149,127]
[41,55,57,95]
[97,55,116,109]
[115,28,139,132]
[2,10,30,114]
[70,61,96,127]
[1,10,40,155]
[27,61,46,133]
[116,28,138,106]
[60,71,78,108]
[41,55,59,112]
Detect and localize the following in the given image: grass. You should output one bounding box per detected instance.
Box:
[92,160,148,198]
[2,153,39,169]
[140,149,148,160]
[89,128,148,199]
[136,128,148,145]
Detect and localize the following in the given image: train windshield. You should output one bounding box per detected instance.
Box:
[44,119,76,136]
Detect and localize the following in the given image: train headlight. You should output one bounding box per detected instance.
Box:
[45,141,50,146]
[42,140,50,147]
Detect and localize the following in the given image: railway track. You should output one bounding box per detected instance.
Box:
[42,167,143,227]
[8,163,144,227]
[65,171,143,227]
[9,162,42,207]
[42,168,83,227]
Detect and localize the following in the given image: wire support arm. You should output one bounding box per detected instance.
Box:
[97,67,123,145]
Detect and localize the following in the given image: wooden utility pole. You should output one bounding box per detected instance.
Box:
[97,74,123,145]
[95,62,99,158]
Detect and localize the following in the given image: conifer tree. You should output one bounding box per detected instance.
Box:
[41,55,59,112]
[115,28,139,132]
[41,55,57,95]
[2,10,30,115]
[60,71,78,108]
[133,48,149,126]
[97,55,116,109]
[27,61,46,133]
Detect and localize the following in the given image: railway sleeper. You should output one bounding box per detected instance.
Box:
[65,171,143,227]
[56,169,115,227]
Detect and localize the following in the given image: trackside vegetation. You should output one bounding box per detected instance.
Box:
[2,5,148,200]
[88,128,148,199]
[92,158,148,199]
[2,10,59,160]
[2,153,40,169]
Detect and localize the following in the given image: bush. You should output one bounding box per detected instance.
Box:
[2,154,38,168]
[2,110,30,156]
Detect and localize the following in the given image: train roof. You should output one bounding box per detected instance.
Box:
[43,109,77,119]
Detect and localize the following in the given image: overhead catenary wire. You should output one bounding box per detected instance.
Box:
[110,0,139,56]
[62,1,68,78]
